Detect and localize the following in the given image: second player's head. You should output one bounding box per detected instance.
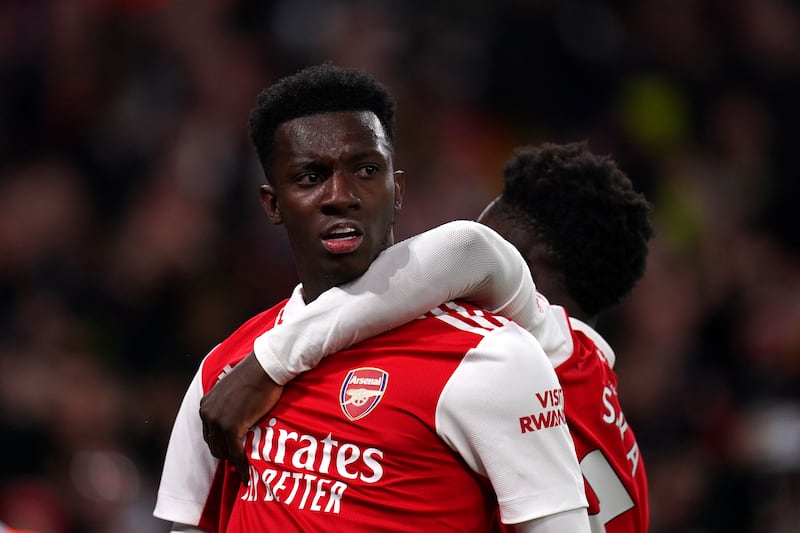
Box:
[478,141,653,319]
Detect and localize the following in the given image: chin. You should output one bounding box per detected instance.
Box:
[326,255,372,285]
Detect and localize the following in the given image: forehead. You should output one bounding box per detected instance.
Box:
[273,111,391,162]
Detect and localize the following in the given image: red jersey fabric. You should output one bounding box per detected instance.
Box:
[155,295,587,531]
[559,312,649,533]
[495,309,649,533]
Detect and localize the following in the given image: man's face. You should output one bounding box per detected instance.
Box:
[260,110,404,302]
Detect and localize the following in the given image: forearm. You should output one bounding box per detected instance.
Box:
[255,220,542,384]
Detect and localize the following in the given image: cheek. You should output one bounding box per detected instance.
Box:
[368,185,398,217]
[274,192,316,220]
[381,179,399,206]
[369,190,399,235]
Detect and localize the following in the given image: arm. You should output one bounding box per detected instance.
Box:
[514,508,591,533]
[200,220,569,482]
[436,323,589,531]
[155,366,219,529]
[256,219,553,384]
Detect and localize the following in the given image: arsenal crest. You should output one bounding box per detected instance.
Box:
[339,367,389,421]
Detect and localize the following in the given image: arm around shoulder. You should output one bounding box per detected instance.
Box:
[254,220,542,384]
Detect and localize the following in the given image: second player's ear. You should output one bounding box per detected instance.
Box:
[259,184,282,225]
[393,170,405,211]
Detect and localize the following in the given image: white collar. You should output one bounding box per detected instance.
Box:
[568,317,617,369]
[275,284,307,326]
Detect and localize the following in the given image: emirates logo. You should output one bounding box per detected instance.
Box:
[339,367,389,421]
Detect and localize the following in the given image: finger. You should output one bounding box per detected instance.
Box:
[200,409,219,448]
[202,417,225,458]
[201,418,210,445]
[226,433,250,486]
[207,433,230,459]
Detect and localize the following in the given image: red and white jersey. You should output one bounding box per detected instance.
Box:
[154,288,587,531]
[550,308,649,533]
[248,222,649,532]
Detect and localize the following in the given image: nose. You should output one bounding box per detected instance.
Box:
[321,171,360,213]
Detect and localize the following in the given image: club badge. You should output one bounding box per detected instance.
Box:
[339,367,389,421]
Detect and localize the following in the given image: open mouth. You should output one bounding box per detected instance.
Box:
[322,226,364,254]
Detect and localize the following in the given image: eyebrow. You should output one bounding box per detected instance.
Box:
[343,148,390,163]
[287,148,390,169]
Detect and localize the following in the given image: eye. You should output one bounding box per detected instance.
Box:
[355,165,380,178]
[294,172,323,186]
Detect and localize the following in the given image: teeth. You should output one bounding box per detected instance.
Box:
[326,226,359,239]
[328,233,357,240]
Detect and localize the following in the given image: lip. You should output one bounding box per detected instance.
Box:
[320,221,365,255]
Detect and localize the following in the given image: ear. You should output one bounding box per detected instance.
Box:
[259,184,282,225]
[393,170,406,211]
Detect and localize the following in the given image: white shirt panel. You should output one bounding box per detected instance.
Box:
[516,508,592,533]
[435,321,588,524]
[153,365,218,525]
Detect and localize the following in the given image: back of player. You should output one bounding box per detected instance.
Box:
[482,142,652,533]
[497,306,648,533]
[553,308,649,532]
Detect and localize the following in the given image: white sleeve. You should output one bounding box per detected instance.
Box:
[436,323,588,524]
[514,508,591,533]
[153,362,219,526]
[255,220,567,385]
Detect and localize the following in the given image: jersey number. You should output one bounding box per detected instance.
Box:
[580,450,634,533]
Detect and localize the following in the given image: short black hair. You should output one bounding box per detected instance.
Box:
[249,64,396,178]
[499,141,653,315]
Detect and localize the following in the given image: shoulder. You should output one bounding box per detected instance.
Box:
[233,302,289,343]
[432,302,556,394]
[388,300,535,350]
[568,317,616,369]
[201,300,289,387]
[404,219,509,254]
[424,301,516,333]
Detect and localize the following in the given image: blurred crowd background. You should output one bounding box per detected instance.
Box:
[1,0,799,532]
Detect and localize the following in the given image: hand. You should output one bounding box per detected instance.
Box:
[199,351,284,485]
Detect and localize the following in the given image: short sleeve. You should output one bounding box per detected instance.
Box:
[435,323,588,524]
[154,364,219,525]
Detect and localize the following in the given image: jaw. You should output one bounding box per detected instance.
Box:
[293,244,376,302]
[290,215,396,302]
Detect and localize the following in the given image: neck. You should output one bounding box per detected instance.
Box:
[298,238,395,304]
[537,281,596,325]
[298,271,344,304]
[523,261,597,325]
[562,304,598,327]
